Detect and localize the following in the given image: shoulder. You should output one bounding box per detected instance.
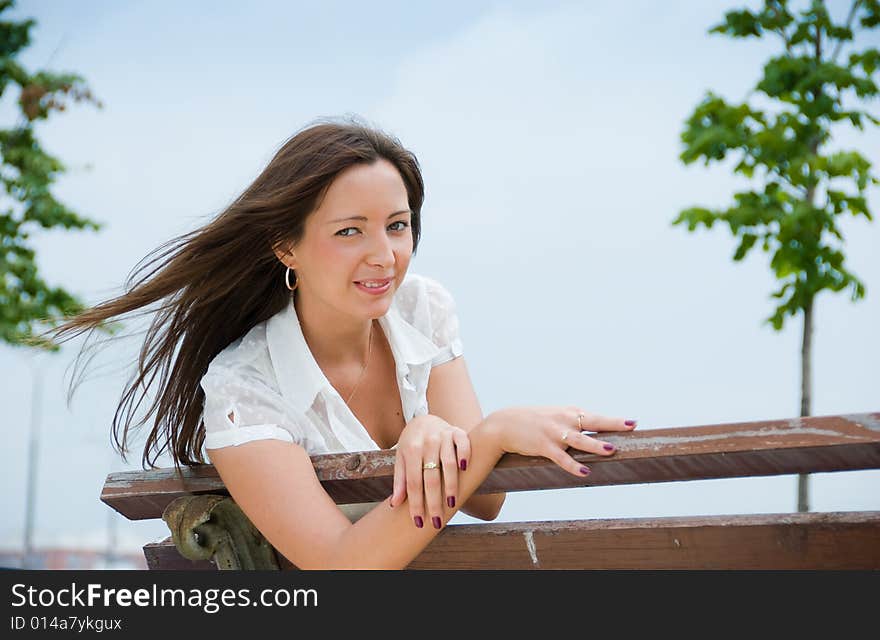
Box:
[393,273,462,362]
[202,320,278,391]
[394,271,459,320]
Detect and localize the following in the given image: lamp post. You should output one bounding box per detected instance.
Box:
[22,353,45,569]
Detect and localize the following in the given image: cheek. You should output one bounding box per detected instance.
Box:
[396,231,414,255]
[315,239,352,264]
[394,241,413,267]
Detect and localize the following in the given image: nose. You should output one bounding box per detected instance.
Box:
[366,231,395,267]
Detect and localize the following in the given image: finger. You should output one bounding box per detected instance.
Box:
[422,448,445,530]
[391,450,406,508]
[574,409,638,433]
[404,447,426,528]
[452,427,471,472]
[439,433,459,510]
[548,448,593,478]
[568,429,618,456]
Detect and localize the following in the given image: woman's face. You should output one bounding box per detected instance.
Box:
[279,158,414,320]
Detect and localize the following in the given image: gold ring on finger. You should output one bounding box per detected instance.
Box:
[423,461,439,471]
[577,413,584,429]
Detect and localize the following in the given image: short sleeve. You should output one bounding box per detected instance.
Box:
[200,364,303,450]
[423,277,464,368]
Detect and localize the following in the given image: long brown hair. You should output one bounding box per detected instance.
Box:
[41,116,425,470]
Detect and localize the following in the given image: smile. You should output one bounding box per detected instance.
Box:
[354,279,392,295]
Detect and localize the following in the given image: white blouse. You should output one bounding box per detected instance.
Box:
[199,271,464,455]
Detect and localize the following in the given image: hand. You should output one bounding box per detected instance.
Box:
[390,414,471,529]
[485,406,637,477]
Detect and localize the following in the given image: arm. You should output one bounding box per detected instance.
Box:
[208,404,628,569]
[426,355,505,521]
[206,414,505,570]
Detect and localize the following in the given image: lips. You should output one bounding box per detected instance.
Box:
[354,278,393,286]
[354,279,392,295]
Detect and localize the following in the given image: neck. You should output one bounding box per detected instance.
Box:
[294,291,375,369]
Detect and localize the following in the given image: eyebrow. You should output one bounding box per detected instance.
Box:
[326,210,411,224]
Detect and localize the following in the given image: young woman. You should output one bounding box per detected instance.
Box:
[46,117,637,569]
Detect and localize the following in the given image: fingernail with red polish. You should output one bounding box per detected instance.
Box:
[580,466,591,475]
[414,516,423,528]
[603,444,615,451]
[447,496,455,508]
[460,459,467,471]
[625,420,637,426]
[432,516,442,529]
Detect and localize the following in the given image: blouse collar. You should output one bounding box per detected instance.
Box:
[265,293,440,415]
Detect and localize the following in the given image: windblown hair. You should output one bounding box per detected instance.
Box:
[42,116,424,470]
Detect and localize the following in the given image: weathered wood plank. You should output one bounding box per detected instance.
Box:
[404,511,880,570]
[143,539,217,570]
[144,512,880,570]
[104,412,880,521]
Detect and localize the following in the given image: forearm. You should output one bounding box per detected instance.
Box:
[326,414,504,569]
[461,492,506,521]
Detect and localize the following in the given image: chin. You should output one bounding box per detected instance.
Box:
[372,298,394,316]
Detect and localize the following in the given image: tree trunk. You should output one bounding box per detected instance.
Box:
[798,297,813,512]
[799,21,821,513]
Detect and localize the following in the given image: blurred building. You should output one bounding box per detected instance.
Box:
[0,548,147,570]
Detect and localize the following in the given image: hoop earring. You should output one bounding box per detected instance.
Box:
[285,267,298,292]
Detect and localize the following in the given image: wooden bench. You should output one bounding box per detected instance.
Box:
[101,412,880,569]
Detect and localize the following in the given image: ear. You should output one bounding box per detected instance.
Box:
[272,242,297,270]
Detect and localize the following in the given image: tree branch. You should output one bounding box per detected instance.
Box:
[830,0,861,63]
[776,27,793,53]
[769,0,793,53]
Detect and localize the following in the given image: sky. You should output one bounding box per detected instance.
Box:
[2,0,878,561]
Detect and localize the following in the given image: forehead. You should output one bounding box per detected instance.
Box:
[314,159,408,220]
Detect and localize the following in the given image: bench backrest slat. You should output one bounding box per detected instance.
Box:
[143,511,880,570]
[102,412,880,521]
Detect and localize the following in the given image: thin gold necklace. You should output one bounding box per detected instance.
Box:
[345,321,373,404]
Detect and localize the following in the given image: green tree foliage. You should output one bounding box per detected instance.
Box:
[1,0,103,350]
[673,0,878,331]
